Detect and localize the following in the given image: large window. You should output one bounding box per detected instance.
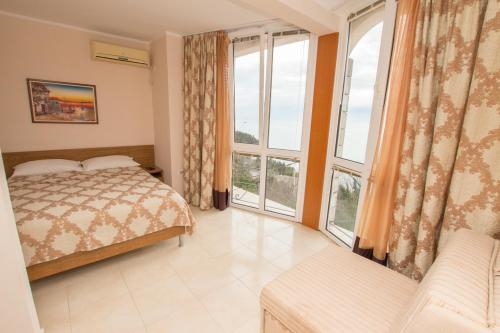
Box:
[231,30,313,219]
[323,2,396,245]
[234,37,261,145]
[268,35,309,151]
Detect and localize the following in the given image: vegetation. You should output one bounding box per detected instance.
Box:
[234,130,258,144]
[232,153,260,195]
[232,143,299,210]
[332,174,361,231]
[265,158,299,209]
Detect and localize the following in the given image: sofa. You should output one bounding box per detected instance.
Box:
[260,229,499,332]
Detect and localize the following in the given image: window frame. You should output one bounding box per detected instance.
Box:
[229,26,318,222]
[319,0,397,246]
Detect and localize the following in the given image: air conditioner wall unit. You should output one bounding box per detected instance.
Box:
[91,41,150,68]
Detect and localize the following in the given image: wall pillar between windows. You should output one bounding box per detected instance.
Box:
[150,33,184,194]
[302,33,339,230]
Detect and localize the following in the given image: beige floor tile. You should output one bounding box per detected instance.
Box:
[177,257,237,297]
[33,289,71,333]
[197,229,245,257]
[31,256,119,296]
[201,280,260,332]
[216,246,269,278]
[271,242,331,271]
[227,219,267,244]
[67,268,129,314]
[71,293,145,333]
[130,274,196,324]
[194,218,227,236]
[233,316,261,333]
[238,261,283,295]
[244,235,291,261]
[165,241,212,272]
[146,299,223,333]
[271,249,307,271]
[205,206,255,224]
[120,254,176,290]
[199,219,265,244]
[41,325,72,333]
[272,224,330,247]
[31,274,68,299]
[245,215,294,235]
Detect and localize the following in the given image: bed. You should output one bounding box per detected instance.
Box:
[2,145,195,281]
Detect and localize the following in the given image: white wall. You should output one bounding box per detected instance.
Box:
[165,34,185,194]
[0,150,41,333]
[0,13,187,190]
[151,35,173,185]
[150,33,184,194]
[0,13,155,152]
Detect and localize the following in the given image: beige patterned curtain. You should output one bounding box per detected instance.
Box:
[183,32,217,210]
[389,0,500,280]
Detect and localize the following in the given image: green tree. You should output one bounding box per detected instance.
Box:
[234,131,258,144]
[334,175,361,231]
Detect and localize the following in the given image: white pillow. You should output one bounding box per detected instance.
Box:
[12,159,83,177]
[81,155,139,171]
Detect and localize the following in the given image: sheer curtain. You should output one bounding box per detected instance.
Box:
[354,0,419,262]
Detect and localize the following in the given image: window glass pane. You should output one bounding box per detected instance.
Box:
[232,153,260,208]
[265,157,299,216]
[336,7,384,163]
[326,170,361,245]
[234,38,260,145]
[268,34,309,151]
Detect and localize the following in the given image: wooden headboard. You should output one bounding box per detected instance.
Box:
[2,145,155,178]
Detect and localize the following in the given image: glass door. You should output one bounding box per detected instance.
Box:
[230,30,315,221]
[322,1,396,245]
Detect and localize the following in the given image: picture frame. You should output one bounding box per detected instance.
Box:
[27,78,98,124]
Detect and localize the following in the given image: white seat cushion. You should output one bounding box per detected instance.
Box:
[390,229,499,333]
[261,245,418,333]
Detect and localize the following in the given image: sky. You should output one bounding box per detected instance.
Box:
[45,83,94,102]
[234,37,308,151]
[234,23,383,161]
[339,22,384,163]
[234,45,260,142]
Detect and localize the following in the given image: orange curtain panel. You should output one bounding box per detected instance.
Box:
[213,31,232,210]
[354,0,419,261]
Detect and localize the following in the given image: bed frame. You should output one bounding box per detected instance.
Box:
[27,228,185,281]
[2,145,155,178]
[2,145,186,281]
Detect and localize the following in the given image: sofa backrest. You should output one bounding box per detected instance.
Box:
[390,229,499,333]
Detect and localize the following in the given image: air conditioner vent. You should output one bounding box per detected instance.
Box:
[91,41,150,68]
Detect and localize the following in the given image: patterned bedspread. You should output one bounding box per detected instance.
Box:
[8,166,195,266]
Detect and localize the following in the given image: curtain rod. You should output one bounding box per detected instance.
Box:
[347,0,385,21]
[232,29,309,43]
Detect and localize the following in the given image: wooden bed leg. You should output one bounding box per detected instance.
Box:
[178,235,184,247]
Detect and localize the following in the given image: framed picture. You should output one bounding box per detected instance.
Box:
[27,79,98,124]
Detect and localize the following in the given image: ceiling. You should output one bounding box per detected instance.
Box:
[314,0,351,11]
[0,0,272,41]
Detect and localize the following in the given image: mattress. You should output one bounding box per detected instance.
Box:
[261,245,418,333]
[8,166,195,266]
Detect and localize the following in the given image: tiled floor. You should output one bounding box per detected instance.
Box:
[31,207,333,333]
